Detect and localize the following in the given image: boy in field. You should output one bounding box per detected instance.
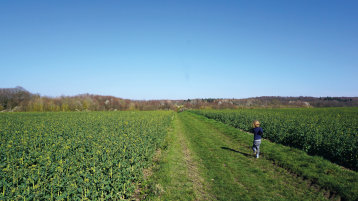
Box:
[252,120,263,158]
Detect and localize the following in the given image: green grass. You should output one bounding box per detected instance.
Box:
[187,111,358,201]
[179,112,333,201]
[148,112,357,200]
[145,114,198,200]
[191,108,358,171]
[4,111,356,200]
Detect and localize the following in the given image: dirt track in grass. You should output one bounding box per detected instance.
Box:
[147,112,337,200]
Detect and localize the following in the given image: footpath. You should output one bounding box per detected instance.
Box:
[147,112,339,201]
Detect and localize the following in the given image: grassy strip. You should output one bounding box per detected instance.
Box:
[180,112,331,201]
[189,111,358,201]
[144,114,197,200]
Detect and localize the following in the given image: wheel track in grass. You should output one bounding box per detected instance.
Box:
[199,117,337,199]
[191,112,354,200]
[147,112,352,200]
[177,112,334,201]
[176,115,214,201]
[145,113,212,200]
[197,114,339,200]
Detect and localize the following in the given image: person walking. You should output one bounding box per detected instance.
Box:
[252,120,263,158]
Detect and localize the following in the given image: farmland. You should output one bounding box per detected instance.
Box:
[149,112,358,201]
[1,109,358,200]
[0,111,173,200]
[191,107,358,171]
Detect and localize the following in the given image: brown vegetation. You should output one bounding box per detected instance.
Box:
[1,87,357,112]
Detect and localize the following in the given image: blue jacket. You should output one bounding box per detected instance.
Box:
[253,127,263,140]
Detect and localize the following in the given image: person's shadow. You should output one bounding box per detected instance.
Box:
[221,147,252,157]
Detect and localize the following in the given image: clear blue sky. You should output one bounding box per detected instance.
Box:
[1,0,357,99]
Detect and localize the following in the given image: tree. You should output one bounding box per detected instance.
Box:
[61,103,69,111]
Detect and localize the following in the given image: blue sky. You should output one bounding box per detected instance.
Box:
[1,0,357,99]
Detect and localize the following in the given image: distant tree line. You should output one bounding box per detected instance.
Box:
[0,87,179,112]
[0,87,357,112]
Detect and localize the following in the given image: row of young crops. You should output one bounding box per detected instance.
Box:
[191,107,358,171]
[0,111,174,200]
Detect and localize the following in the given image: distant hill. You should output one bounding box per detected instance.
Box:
[1,87,357,112]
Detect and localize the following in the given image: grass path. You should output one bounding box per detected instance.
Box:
[146,113,211,200]
[147,112,345,200]
[179,112,331,201]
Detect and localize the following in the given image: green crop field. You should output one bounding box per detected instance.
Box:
[1,109,358,200]
[0,111,174,200]
[192,107,358,171]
